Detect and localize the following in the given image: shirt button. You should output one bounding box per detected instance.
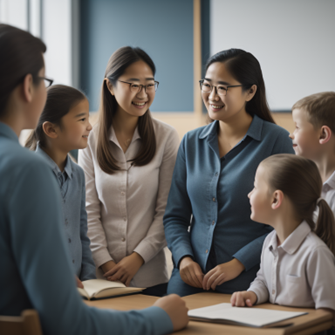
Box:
[121,192,125,196]
[65,219,68,225]
[212,221,215,225]
[215,172,218,176]
[72,260,75,263]
[121,238,125,242]
[63,199,66,203]
[123,217,127,221]
[272,289,275,295]
[68,238,71,243]
[212,197,216,202]
[205,249,208,253]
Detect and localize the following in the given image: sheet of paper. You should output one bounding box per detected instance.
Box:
[188,303,307,327]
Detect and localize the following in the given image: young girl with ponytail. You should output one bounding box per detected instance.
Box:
[25,84,96,287]
[231,154,335,327]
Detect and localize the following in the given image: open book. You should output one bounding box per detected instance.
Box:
[188,303,307,328]
[77,279,144,300]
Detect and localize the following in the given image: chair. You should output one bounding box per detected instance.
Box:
[0,309,43,335]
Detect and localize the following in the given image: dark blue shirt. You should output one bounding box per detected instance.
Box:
[164,116,294,293]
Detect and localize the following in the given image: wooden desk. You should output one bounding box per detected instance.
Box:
[85,292,333,334]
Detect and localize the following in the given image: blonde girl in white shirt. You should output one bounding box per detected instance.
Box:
[231,154,335,327]
[78,47,179,296]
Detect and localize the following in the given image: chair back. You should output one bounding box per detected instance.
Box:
[0,309,43,335]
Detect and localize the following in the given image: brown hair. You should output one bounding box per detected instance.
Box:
[292,92,335,133]
[25,85,87,150]
[0,24,46,116]
[97,46,156,174]
[261,154,335,255]
[205,49,275,124]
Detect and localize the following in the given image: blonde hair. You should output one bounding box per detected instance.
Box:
[261,154,335,255]
[292,92,335,133]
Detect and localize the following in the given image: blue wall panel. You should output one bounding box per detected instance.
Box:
[80,0,194,112]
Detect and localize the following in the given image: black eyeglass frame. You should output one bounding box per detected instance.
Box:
[199,79,243,96]
[37,76,54,88]
[118,80,159,93]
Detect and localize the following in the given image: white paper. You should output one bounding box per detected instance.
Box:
[188,303,307,327]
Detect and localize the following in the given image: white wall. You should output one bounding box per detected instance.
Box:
[210,0,335,110]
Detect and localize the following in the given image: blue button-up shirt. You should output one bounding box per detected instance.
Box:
[164,116,294,293]
[0,122,173,334]
[36,144,96,281]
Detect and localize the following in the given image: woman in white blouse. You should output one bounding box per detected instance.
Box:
[78,47,179,296]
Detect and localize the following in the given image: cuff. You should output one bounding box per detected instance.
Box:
[248,286,268,305]
[93,249,114,269]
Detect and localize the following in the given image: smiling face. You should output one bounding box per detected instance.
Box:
[201,61,256,122]
[108,60,155,118]
[58,98,92,151]
[248,164,274,224]
[289,108,321,160]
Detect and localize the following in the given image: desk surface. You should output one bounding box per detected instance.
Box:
[84,292,333,335]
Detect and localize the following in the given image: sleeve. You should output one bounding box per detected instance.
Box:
[247,237,270,304]
[134,128,180,263]
[163,135,195,268]
[271,129,295,155]
[306,246,335,310]
[78,141,113,268]
[9,159,173,335]
[232,230,272,271]
[79,168,97,280]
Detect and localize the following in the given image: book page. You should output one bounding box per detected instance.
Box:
[82,279,126,299]
[188,303,307,327]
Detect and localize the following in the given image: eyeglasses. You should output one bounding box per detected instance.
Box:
[37,76,54,88]
[199,79,243,97]
[118,80,159,93]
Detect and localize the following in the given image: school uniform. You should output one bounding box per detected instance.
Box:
[0,122,173,335]
[78,118,179,289]
[36,144,96,281]
[248,221,335,309]
[164,115,294,296]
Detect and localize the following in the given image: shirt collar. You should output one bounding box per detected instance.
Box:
[35,143,73,179]
[269,221,311,255]
[198,115,263,142]
[324,170,335,190]
[0,122,19,143]
[109,126,141,145]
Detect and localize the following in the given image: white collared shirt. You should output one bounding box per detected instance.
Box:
[78,118,179,288]
[321,170,335,215]
[248,221,335,310]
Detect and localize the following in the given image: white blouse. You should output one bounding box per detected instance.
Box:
[248,221,335,310]
[78,118,179,288]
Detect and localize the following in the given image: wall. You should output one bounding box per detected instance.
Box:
[80,0,194,112]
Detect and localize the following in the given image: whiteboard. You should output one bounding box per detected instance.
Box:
[210,0,335,111]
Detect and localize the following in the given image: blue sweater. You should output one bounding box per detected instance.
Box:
[0,122,173,335]
[164,116,294,293]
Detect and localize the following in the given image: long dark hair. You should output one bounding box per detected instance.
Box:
[25,85,87,150]
[97,46,157,174]
[0,24,46,116]
[262,154,335,255]
[205,49,275,123]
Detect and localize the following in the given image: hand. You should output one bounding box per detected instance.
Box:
[104,252,144,287]
[231,291,257,307]
[154,294,189,331]
[202,258,245,291]
[179,257,204,288]
[75,276,84,289]
[100,260,117,274]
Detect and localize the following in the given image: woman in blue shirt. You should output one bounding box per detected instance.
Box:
[0,23,188,335]
[164,49,294,297]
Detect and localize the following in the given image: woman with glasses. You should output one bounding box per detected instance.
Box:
[78,47,180,297]
[164,49,294,297]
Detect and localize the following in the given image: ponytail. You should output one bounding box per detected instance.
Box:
[25,130,40,150]
[315,199,335,255]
